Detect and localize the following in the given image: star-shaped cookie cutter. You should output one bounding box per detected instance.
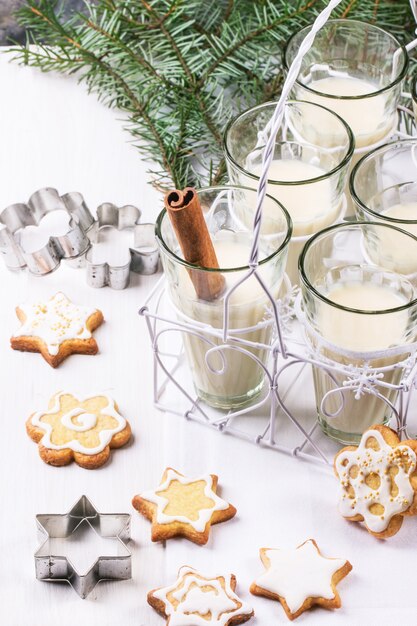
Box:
[0,187,94,275]
[85,202,159,289]
[35,495,131,598]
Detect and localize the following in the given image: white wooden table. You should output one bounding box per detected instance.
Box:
[0,53,415,626]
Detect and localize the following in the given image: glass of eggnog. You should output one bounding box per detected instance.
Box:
[224,101,353,285]
[351,139,417,275]
[299,222,417,445]
[284,20,408,215]
[156,186,292,410]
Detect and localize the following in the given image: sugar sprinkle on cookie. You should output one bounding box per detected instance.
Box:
[334,424,417,538]
[11,292,103,367]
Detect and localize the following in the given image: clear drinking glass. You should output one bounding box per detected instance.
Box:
[284,19,407,216]
[350,139,417,276]
[299,222,417,445]
[284,19,408,150]
[224,101,353,285]
[412,70,417,121]
[156,186,292,410]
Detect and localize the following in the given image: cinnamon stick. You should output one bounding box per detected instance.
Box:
[164,187,225,301]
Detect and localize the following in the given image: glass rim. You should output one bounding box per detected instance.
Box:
[411,70,417,103]
[283,18,409,100]
[298,221,417,315]
[350,138,417,223]
[223,100,355,186]
[155,185,293,273]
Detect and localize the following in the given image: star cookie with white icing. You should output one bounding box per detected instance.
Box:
[26,392,131,469]
[334,424,417,538]
[11,292,104,367]
[148,565,254,625]
[132,468,236,545]
[250,539,352,621]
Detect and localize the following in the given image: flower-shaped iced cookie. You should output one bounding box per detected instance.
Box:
[148,566,254,625]
[11,292,103,367]
[132,468,236,545]
[334,424,417,538]
[26,392,131,469]
[250,539,352,621]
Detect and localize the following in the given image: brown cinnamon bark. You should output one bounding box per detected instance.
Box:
[164,187,225,301]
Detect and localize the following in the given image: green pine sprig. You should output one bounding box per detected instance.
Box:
[11,0,415,190]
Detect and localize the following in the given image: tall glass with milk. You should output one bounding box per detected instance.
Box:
[351,139,417,274]
[284,20,408,214]
[299,222,417,445]
[156,186,292,410]
[224,101,353,284]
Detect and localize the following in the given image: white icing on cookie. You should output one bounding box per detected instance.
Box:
[254,540,347,614]
[13,292,98,355]
[153,566,253,626]
[140,469,230,532]
[335,429,416,533]
[60,408,97,431]
[31,392,126,455]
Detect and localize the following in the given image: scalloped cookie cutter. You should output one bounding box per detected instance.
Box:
[86,203,159,289]
[0,187,94,275]
[35,495,131,599]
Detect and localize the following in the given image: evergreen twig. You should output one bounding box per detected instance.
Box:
[11,0,415,190]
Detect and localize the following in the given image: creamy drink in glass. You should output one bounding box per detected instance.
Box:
[351,139,417,276]
[299,76,393,150]
[284,19,408,215]
[224,101,353,284]
[251,160,337,236]
[156,186,292,410]
[299,222,417,445]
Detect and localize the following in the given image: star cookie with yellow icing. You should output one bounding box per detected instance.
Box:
[334,424,417,538]
[250,539,352,621]
[132,468,236,545]
[11,292,104,368]
[26,392,131,469]
[148,565,254,625]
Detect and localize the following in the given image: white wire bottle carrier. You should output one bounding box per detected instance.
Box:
[140,274,417,467]
[140,0,417,467]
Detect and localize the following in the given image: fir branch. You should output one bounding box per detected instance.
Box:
[11,0,416,191]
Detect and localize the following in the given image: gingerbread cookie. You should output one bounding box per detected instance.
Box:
[11,292,103,367]
[250,539,352,621]
[334,424,417,538]
[148,565,254,625]
[26,392,131,469]
[132,468,236,545]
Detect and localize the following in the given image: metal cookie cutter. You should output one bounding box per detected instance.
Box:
[86,203,159,289]
[35,495,131,599]
[0,187,94,275]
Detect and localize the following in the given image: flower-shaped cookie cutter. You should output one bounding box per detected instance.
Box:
[86,202,159,289]
[35,495,131,599]
[0,187,94,275]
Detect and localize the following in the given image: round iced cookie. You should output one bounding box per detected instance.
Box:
[334,424,417,538]
[26,392,131,469]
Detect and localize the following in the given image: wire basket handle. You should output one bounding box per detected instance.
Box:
[222,0,345,347]
[249,0,345,267]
